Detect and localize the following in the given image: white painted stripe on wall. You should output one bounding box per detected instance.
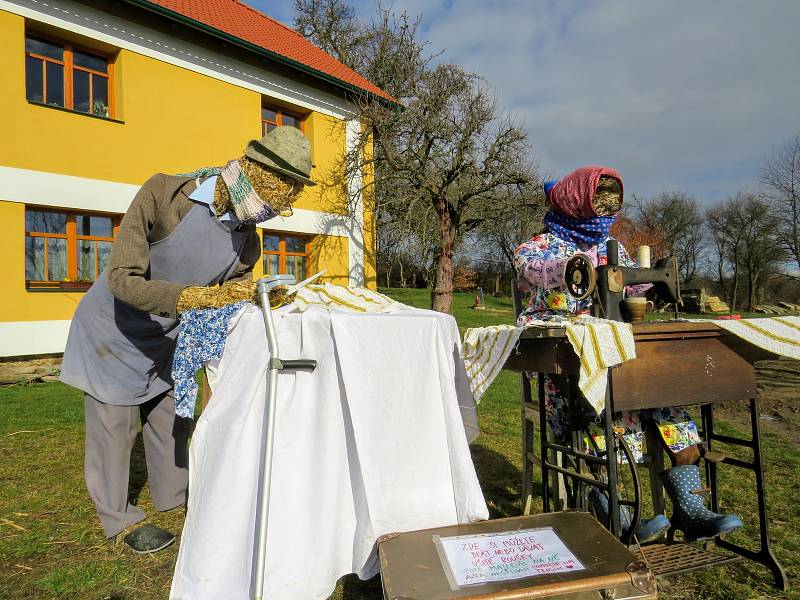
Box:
[0,166,351,241]
[258,208,347,238]
[0,0,355,120]
[345,119,365,287]
[0,320,71,357]
[0,165,140,213]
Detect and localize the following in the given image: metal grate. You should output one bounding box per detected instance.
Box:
[634,543,740,577]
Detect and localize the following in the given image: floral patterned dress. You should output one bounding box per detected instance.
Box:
[513,233,701,462]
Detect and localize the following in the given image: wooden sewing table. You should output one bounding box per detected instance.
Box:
[503,321,788,589]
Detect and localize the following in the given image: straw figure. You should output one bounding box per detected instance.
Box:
[59,126,315,553]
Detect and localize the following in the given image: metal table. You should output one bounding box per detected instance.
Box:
[503,321,788,589]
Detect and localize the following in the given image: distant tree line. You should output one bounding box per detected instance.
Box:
[611,133,800,311]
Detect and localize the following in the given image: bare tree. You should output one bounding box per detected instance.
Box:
[760,133,800,273]
[706,193,786,311]
[294,0,429,99]
[706,199,744,309]
[295,1,535,312]
[625,192,705,282]
[736,194,786,310]
[479,185,545,267]
[377,207,439,288]
[474,184,545,292]
[293,0,368,71]
[362,66,534,311]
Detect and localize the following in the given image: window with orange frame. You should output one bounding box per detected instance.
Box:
[25,33,114,118]
[262,233,311,282]
[261,103,303,137]
[25,208,120,289]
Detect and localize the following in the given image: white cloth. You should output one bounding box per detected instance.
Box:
[462,325,523,404]
[563,316,636,413]
[293,282,409,313]
[462,316,636,413]
[170,304,488,600]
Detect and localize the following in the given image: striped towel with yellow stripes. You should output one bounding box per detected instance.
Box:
[462,325,524,404]
[563,316,636,414]
[702,316,800,360]
[293,283,410,313]
[462,316,636,412]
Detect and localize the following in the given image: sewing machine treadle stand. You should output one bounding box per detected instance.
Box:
[509,294,788,590]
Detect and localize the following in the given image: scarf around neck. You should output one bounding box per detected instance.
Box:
[543,209,615,245]
[180,160,276,224]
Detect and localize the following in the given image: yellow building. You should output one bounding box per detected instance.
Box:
[0,0,388,357]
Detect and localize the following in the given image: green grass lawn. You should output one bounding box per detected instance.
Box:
[1,289,798,599]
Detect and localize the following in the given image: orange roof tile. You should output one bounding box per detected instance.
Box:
[136,0,394,102]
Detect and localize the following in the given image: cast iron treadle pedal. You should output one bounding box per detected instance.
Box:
[634,542,740,577]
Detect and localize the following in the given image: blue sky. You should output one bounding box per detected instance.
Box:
[255,1,800,206]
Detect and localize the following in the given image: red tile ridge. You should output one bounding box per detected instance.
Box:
[134,0,395,103]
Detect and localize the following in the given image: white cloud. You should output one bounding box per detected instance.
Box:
[255,0,800,205]
[358,0,800,205]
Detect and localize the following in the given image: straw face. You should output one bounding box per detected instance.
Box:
[593,176,622,216]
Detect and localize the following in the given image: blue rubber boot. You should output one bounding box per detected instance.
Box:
[659,465,744,542]
[589,487,670,543]
[635,514,672,543]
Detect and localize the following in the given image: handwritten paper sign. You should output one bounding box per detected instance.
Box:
[434,527,585,589]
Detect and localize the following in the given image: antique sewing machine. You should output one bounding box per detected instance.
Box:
[563,240,682,322]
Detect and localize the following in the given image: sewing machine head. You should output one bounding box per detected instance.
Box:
[565,240,682,322]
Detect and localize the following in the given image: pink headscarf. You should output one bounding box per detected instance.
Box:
[548,166,624,218]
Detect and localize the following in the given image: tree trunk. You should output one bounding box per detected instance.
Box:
[431,197,454,313]
[748,269,758,312]
[385,260,393,288]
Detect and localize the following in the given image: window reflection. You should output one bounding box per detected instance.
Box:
[285,236,306,252]
[26,210,67,234]
[25,208,118,285]
[25,34,112,118]
[261,233,311,280]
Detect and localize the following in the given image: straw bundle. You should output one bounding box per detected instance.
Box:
[176,281,296,314]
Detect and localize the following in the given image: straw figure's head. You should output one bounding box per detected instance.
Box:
[214,126,316,222]
[547,166,624,220]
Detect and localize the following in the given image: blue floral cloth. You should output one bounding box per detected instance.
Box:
[172,302,249,418]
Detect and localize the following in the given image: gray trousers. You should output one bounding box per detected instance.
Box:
[84,390,190,538]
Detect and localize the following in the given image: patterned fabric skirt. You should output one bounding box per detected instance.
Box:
[541,374,701,463]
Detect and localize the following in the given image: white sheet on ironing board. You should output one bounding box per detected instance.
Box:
[170,305,488,600]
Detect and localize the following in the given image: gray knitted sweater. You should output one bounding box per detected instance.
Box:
[107,173,261,319]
